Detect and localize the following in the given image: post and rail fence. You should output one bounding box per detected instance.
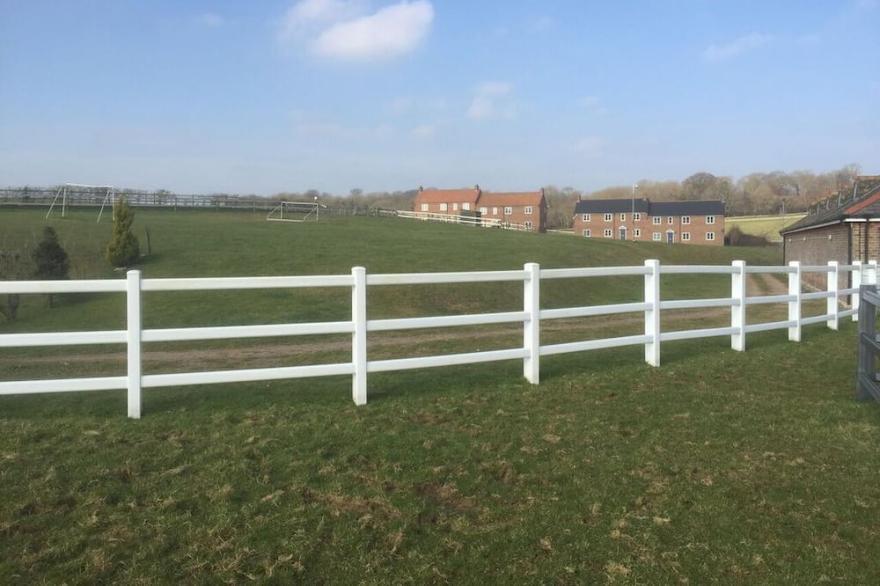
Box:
[857,284,880,403]
[1,259,875,418]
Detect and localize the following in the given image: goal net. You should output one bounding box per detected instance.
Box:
[45,183,116,223]
[266,201,323,223]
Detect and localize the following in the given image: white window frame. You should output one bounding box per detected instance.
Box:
[492,207,498,216]
[603,228,613,238]
[604,213,613,222]
[452,202,459,211]
[582,213,591,222]
[682,232,691,241]
[682,216,691,225]
[633,213,641,221]
[462,203,470,211]
[667,216,674,224]
[706,215,716,225]
[525,206,533,215]
[652,216,661,225]
[439,203,448,212]
[479,206,488,215]
[706,231,715,241]
[652,232,661,241]
[420,203,429,212]
[583,229,591,238]
[504,206,513,215]
[634,228,641,238]
[620,213,626,222]
[524,220,533,230]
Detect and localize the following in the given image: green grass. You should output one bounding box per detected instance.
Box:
[3,209,879,583]
[727,213,805,243]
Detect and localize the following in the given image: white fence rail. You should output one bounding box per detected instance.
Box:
[395,210,531,231]
[1,259,876,418]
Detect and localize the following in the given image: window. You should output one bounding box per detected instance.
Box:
[479,206,488,215]
[682,216,691,225]
[604,213,613,222]
[652,232,661,241]
[582,213,591,222]
[706,232,715,241]
[652,216,661,225]
[583,229,591,238]
[682,232,691,241]
[504,206,513,215]
[439,203,448,212]
[620,213,626,221]
[706,215,716,225]
[603,228,613,238]
[462,203,470,211]
[525,206,533,215]
[492,207,498,216]
[524,221,533,230]
[452,202,459,211]
[667,216,674,224]
[420,203,429,212]
[634,213,641,221]
[634,228,641,238]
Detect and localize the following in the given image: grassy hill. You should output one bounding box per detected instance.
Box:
[726,213,805,243]
[4,209,879,583]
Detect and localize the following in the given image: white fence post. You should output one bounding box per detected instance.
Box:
[869,260,878,286]
[827,260,839,330]
[731,260,746,351]
[852,260,862,321]
[644,259,660,366]
[352,266,367,406]
[523,262,540,384]
[788,261,801,342]
[126,270,142,419]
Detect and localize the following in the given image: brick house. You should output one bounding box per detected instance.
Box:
[413,187,481,215]
[413,186,547,233]
[782,176,880,290]
[571,198,725,245]
[476,190,547,232]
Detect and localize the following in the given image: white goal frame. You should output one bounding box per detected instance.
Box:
[45,183,116,223]
[266,200,325,223]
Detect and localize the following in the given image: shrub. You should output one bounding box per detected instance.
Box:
[725,226,770,247]
[32,227,70,308]
[106,196,140,268]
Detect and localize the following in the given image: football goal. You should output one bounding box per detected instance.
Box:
[266,200,325,223]
[45,183,116,223]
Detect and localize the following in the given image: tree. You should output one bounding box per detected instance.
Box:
[0,248,33,321]
[106,196,140,268]
[32,227,70,308]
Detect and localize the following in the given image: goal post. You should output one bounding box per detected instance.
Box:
[266,200,325,223]
[45,183,116,222]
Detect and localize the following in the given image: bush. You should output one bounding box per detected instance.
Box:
[32,226,70,308]
[725,226,770,246]
[106,196,140,268]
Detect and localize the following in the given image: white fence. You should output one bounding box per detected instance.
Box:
[0,259,875,418]
[395,210,531,231]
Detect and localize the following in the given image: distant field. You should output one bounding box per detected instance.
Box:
[727,213,806,242]
[4,209,879,583]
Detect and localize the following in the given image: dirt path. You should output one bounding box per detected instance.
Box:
[9,275,786,368]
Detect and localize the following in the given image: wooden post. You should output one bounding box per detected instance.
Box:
[126,270,142,419]
[351,266,367,405]
[731,260,746,351]
[827,260,839,330]
[852,260,862,322]
[788,261,801,342]
[644,259,660,366]
[523,263,540,384]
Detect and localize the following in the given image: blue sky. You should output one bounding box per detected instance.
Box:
[0,0,877,194]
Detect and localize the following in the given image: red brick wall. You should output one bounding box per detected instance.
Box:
[571,212,724,245]
[477,203,546,232]
[783,223,851,290]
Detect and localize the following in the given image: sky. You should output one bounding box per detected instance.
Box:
[0,0,877,195]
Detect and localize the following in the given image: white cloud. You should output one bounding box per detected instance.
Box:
[579,95,608,115]
[467,82,515,120]
[280,0,434,61]
[573,136,604,158]
[411,124,436,139]
[196,13,224,28]
[702,32,773,62]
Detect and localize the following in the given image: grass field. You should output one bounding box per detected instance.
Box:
[2,209,879,583]
[726,213,806,243]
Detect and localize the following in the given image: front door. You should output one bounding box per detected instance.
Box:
[666,231,674,244]
[618,227,627,241]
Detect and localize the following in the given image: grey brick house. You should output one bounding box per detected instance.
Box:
[782,176,880,289]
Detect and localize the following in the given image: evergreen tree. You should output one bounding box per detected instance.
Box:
[32,226,70,308]
[106,196,140,268]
